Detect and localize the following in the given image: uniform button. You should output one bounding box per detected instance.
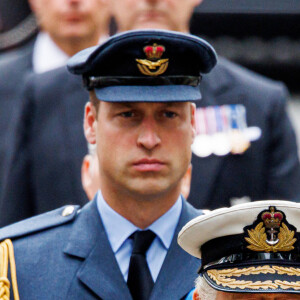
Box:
[62,205,75,217]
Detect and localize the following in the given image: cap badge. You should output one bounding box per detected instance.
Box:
[244,206,297,252]
[136,44,169,76]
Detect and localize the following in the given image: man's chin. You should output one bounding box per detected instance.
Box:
[128,181,171,198]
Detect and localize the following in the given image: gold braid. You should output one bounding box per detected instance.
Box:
[0,240,20,300]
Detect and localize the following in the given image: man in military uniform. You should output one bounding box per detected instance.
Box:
[0,30,216,299]
[0,0,110,208]
[178,200,300,299]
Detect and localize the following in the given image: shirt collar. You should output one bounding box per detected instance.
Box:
[32,32,69,73]
[32,32,109,74]
[97,191,182,253]
[147,196,182,249]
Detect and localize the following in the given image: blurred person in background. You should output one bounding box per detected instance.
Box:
[1,0,109,70]
[0,0,110,225]
[109,0,300,209]
[29,0,109,72]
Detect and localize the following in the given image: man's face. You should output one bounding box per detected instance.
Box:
[85,101,196,199]
[110,0,202,32]
[29,0,108,42]
[216,291,300,300]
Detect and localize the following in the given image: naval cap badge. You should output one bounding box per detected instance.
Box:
[136,43,169,76]
[244,206,297,253]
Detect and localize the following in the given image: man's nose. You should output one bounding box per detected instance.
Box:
[137,118,161,150]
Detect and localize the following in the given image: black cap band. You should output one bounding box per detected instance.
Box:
[83,75,201,90]
[200,232,300,272]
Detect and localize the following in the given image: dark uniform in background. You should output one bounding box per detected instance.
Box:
[189,57,300,209]
[0,0,37,195]
[0,68,88,223]
[0,48,34,199]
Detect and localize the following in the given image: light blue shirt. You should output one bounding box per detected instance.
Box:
[97,190,182,282]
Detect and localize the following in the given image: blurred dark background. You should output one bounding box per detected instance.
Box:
[191,0,300,93]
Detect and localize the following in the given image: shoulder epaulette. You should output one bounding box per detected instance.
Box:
[0,239,19,299]
[0,205,80,241]
[0,205,80,299]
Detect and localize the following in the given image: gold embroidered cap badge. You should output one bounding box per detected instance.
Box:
[136,43,169,76]
[245,206,297,253]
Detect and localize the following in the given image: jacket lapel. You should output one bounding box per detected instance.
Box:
[150,200,202,300]
[64,200,132,300]
[64,199,202,299]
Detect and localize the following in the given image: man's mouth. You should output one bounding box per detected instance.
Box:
[64,13,85,22]
[133,158,165,172]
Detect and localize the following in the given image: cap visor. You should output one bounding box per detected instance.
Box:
[94,85,201,102]
[203,263,300,294]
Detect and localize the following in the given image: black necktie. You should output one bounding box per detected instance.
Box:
[127,230,156,300]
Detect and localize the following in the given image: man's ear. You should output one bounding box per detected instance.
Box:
[193,289,200,300]
[190,103,197,140]
[84,102,97,144]
[81,155,92,196]
[181,164,192,199]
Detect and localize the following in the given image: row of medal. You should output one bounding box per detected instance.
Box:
[192,104,261,157]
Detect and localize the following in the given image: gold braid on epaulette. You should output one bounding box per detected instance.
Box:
[0,239,20,300]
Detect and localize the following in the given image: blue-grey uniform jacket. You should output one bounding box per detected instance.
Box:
[0,199,201,299]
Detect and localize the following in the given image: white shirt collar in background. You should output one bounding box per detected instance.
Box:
[33,32,109,74]
[32,32,69,74]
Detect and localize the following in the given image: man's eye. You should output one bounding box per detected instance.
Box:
[164,111,177,118]
[120,111,135,118]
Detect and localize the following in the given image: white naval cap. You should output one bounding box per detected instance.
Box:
[178,200,300,294]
